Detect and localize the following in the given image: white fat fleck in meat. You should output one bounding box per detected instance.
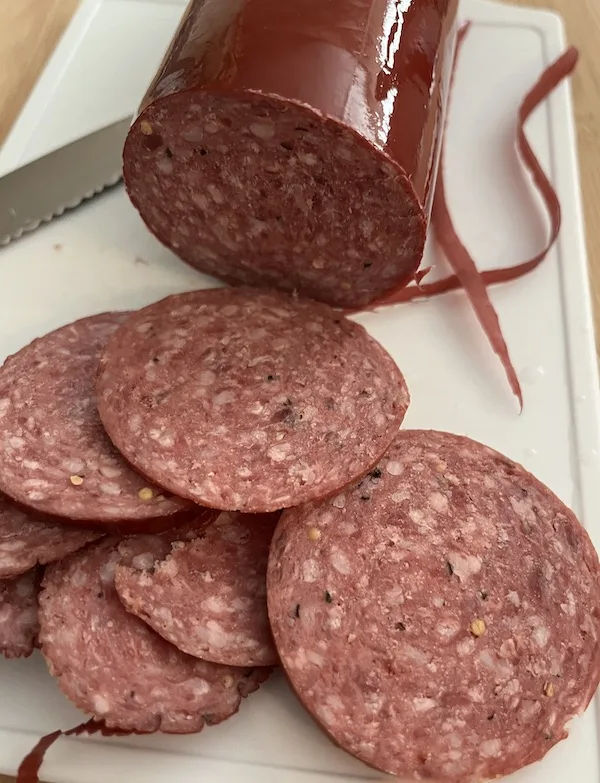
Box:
[429,492,448,512]
[500,678,521,699]
[213,390,236,406]
[326,607,343,630]
[290,462,317,485]
[0,398,10,419]
[8,436,25,449]
[202,620,231,649]
[437,618,461,639]
[131,553,156,571]
[509,495,537,525]
[561,591,576,616]
[22,459,41,470]
[268,443,292,462]
[207,184,225,204]
[332,494,346,509]
[298,151,318,166]
[100,482,122,496]
[507,590,521,607]
[518,700,542,721]
[447,551,482,582]
[330,549,351,575]
[385,460,404,476]
[181,126,206,143]
[307,649,325,667]
[155,606,173,623]
[249,120,275,139]
[532,624,551,648]
[479,650,514,680]
[468,686,484,703]
[542,560,555,581]
[192,193,209,211]
[302,559,321,583]
[99,465,122,479]
[188,678,211,698]
[400,644,431,665]
[499,638,517,660]
[158,557,179,578]
[408,508,425,525]
[480,739,502,758]
[23,478,50,491]
[93,695,111,715]
[201,595,229,614]
[99,559,118,586]
[156,156,173,175]
[62,457,86,474]
[413,697,436,713]
[457,638,475,657]
[391,490,410,504]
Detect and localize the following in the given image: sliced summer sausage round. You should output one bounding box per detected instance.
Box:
[0,313,193,529]
[267,429,600,782]
[96,288,409,512]
[39,535,271,733]
[116,512,279,667]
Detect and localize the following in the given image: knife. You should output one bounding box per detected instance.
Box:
[0,116,133,246]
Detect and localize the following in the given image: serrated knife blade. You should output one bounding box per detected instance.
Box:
[0,116,133,246]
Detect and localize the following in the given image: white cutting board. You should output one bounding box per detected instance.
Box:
[1,0,599,781]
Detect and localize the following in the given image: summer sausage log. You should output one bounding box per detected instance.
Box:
[116,512,280,667]
[123,0,458,309]
[0,494,101,579]
[0,569,40,659]
[96,288,409,511]
[267,430,600,782]
[0,313,193,530]
[39,535,271,732]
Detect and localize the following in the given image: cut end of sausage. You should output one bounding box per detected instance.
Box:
[123,92,425,309]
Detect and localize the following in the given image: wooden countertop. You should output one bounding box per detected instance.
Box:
[0,0,599,781]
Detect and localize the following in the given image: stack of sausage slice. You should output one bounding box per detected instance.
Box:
[1,287,599,783]
[0,285,409,743]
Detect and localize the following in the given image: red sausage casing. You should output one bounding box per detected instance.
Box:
[124,0,458,308]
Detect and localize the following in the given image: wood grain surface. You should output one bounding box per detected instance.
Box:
[0,0,599,781]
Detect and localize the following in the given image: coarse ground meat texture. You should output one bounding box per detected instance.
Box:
[0,313,193,528]
[267,429,600,782]
[0,494,101,579]
[116,512,279,667]
[0,569,41,659]
[124,95,426,309]
[39,536,271,733]
[96,288,409,512]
